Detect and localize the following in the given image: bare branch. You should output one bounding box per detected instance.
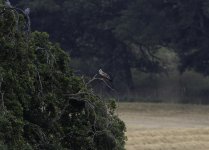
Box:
[35,67,43,96]
[0,77,5,110]
[86,74,115,91]
[86,74,99,85]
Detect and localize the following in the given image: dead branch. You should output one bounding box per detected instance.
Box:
[87,74,115,92]
[35,67,43,96]
[0,77,5,110]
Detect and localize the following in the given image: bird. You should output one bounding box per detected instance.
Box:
[24,8,30,15]
[5,0,12,8]
[98,69,112,82]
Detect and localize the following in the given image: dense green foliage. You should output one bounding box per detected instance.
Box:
[0,4,126,149]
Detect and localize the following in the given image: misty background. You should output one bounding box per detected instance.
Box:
[12,0,209,104]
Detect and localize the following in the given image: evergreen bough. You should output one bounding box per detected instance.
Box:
[0,3,126,150]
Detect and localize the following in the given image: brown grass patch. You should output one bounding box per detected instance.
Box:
[118,103,209,150]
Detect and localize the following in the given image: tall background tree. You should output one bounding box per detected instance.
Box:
[116,0,209,75]
[12,0,164,92]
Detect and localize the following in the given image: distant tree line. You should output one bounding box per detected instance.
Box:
[12,0,166,91]
[12,0,209,98]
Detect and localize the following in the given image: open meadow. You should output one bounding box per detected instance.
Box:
[118,103,209,150]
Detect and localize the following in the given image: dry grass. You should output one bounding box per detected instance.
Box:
[117,102,209,150]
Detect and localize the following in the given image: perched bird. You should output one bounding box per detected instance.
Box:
[24,8,30,15]
[98,69,112,82]
[5,0,12,8]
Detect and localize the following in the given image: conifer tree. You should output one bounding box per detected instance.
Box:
[0,1,126,149]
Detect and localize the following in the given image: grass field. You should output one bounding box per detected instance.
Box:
[117,103,209,150]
